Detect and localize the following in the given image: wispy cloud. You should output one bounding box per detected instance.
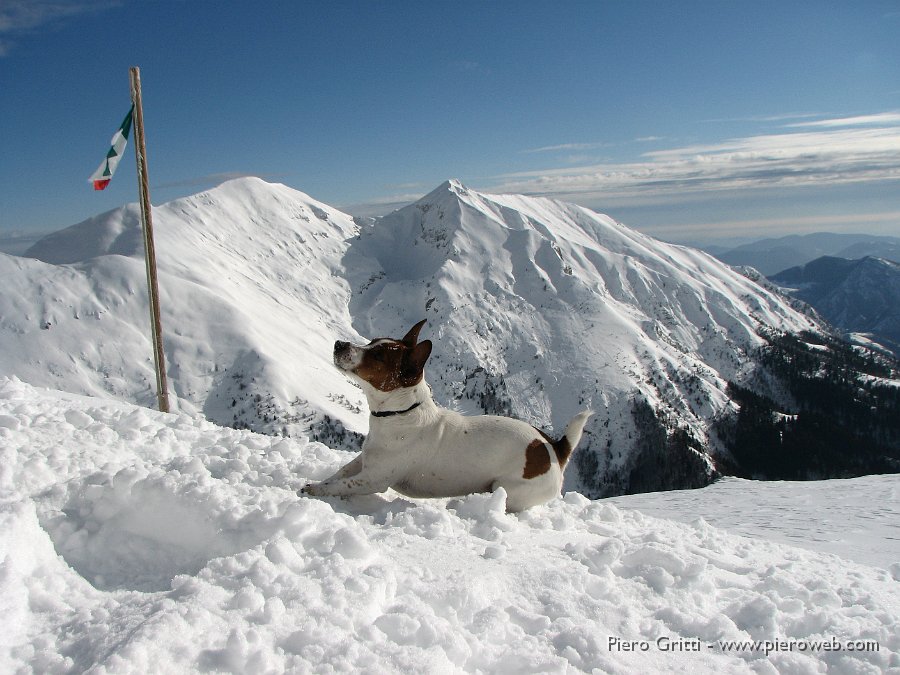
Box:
[522,141,612,154]
[524,137,667,154]
[784,111,900,128]
[382,181,427,191]
[0,0,117,56]
[702,112,829,124]
[486,113,900,204]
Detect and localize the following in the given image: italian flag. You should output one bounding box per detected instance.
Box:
[89,105,134,190]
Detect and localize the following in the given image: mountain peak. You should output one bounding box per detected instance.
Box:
[25,176,352,266]
[416,179,470,205]
[859,255,900,271]
[216,174,272,188]
[202,175,315,203]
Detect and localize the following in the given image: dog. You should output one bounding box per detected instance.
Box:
[302,319,592,512]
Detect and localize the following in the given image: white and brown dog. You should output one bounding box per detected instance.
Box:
[302,320,592,512]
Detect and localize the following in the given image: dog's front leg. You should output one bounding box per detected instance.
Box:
[302,460,398,498]
[321,454,363,482]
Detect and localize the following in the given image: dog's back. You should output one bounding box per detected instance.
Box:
[388,408,592,511]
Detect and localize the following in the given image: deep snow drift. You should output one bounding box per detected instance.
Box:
[1,377,897,674]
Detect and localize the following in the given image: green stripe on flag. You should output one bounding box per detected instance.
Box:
[89,104,136,191]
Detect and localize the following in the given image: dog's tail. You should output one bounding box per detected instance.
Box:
[553,410,593,469]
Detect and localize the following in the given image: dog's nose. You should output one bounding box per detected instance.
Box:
[334,340,350,352]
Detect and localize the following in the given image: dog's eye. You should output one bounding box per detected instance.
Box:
[371,345,400,363]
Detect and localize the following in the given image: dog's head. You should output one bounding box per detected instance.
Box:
[334,319,433,392]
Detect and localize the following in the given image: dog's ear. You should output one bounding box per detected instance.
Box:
[403,339,432,379]
[401,319,427,347]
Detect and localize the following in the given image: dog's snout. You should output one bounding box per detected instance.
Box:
[333,340,355,372]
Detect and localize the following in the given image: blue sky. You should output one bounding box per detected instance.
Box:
[1,0,899,245]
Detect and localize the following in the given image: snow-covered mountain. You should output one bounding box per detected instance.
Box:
[7,178,364,444]
[770,255,900,356]
[4,177,824,495]
[2,377,898,673]
[342,180,818,493]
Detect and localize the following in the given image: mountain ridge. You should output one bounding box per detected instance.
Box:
[711,231,900,275]
[770,255,900,356]
[7,177,895,495]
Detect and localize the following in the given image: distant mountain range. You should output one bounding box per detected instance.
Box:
[770,255,900,356]
[710,232,900,276]
[0,231,50,256]
[3,178,897,495]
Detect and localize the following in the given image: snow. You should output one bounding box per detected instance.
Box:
[2,178,896,670]
[2,377,898,674]
[606,476,900,569]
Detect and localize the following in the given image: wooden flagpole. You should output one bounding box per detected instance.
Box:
[129,66,170,413]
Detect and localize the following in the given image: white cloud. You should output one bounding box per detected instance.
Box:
[485,116,900,204]
[522,141,612,154]
[703,112,829,124]
[784,111,900,128]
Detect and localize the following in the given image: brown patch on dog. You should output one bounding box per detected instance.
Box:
[352,338,433,392]
[532,426,573,468]
[552,437,573,467]
[335,320,434,392]
[523,439,551,479]
[353,340,409,391]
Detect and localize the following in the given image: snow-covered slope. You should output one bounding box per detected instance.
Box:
[5,177,823,494]
[344,180,819,493]
[1,378,897,674]
[607,475,900,568]
[7,178,365,441]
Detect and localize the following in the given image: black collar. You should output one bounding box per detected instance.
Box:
[371,401,422,418]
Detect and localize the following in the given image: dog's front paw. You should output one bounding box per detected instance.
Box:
[300,482,325,497]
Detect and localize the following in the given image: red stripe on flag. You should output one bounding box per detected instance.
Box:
[93,179,111,191]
